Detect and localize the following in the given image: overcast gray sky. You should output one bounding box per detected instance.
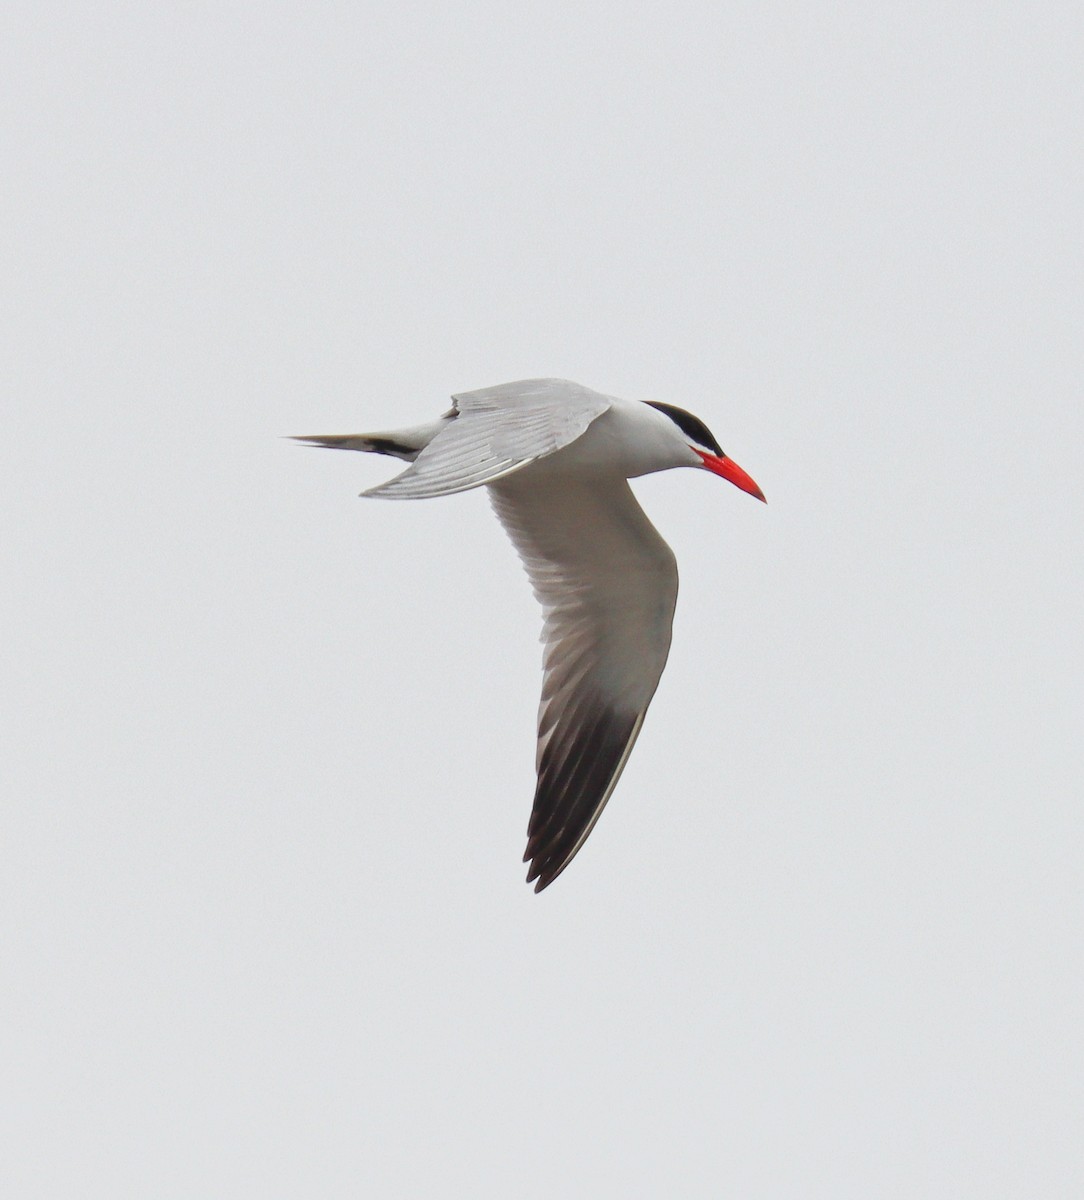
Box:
[4,2,1083,1196]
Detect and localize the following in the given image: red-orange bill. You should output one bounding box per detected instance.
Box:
[696,451,766,503]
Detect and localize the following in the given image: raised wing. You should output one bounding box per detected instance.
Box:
[363,379,611,500]
[489,473,679,891]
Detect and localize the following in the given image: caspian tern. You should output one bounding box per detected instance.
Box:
[296,378,764,891]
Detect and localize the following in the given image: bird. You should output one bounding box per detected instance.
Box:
[295,378,764,891]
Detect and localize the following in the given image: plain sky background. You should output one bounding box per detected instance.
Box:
[4,2,1083,1196]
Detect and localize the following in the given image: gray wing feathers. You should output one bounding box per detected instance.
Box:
[363,379,611,500]
[489,475,679,890]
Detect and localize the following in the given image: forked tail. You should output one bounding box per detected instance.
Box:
[290,433,419,461]
[290,417,450,463]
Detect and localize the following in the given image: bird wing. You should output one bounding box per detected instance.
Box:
[363,379,612,500]
[488,472,679,891]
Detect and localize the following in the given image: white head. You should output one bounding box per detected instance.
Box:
[646,401,766,502]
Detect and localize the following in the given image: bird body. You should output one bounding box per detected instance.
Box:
[296,379,763,890]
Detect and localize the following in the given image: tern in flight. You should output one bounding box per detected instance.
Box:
[296,378,764,891]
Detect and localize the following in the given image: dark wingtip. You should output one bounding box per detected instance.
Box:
[524,855,556,892]
[529,864,555,892]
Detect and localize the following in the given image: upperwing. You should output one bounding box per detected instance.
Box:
[362,379,612,500]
